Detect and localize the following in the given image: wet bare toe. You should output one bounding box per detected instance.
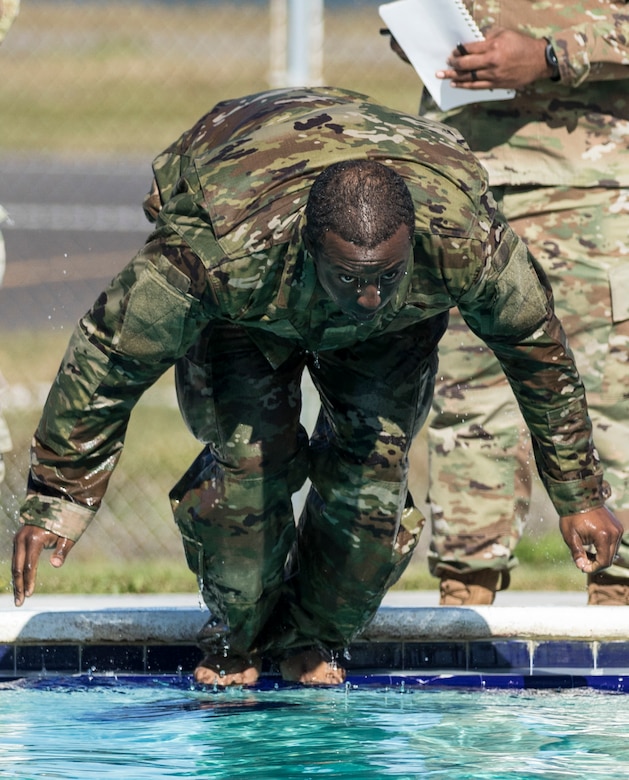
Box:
[280,649,346,685]
[194,653,261,686]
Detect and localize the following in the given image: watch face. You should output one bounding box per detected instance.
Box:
[545,40,560,80]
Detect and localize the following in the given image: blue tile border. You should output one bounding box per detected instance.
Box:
[3,638,629,691]
[1,597,628,690]
[533,640,594,669]
[3,671,629,693]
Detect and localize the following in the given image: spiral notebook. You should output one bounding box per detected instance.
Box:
[378,0,515,110]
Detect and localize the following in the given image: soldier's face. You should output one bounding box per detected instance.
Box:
[313,223,412,322]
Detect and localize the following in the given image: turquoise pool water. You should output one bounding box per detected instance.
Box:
[1,678,628,779]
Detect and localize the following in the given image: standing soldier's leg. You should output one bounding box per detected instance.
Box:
[505,186,629,604]
[428,184,629,605]
[427,318,530,604]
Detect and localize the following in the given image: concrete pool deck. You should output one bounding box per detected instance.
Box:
[0,589,620,645]
[2,590,629,690]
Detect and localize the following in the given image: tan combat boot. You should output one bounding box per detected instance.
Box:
[587,571,629,605]
[439,569,505,606]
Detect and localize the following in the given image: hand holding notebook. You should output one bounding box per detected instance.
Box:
[379,0,515,111]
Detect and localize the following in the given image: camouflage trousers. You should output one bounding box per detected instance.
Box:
[428,186,629,579]
[170,317,445,657]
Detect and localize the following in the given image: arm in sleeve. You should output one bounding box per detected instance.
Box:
[20,235,212,542]
[549,4,629,85]
[455,216,610,517]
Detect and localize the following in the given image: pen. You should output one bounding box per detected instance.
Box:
[456,42,469,55]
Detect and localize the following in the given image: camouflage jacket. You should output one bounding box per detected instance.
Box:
[21,87,608,542]
[422,0,629,187]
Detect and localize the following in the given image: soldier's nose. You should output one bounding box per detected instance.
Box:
[357,284,381,309]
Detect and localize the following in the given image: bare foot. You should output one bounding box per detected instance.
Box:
[279,649,346,685]
[194,653,262,686]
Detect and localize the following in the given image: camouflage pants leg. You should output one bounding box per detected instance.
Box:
[428,186,629,578]
[169,323,310,656]
[266,318,446,653]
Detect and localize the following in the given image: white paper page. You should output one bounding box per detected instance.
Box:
[379,0,515,111]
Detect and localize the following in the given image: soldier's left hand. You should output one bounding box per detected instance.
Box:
[559,507,623,573]
[12,524,75,607]
[438,29,552,91]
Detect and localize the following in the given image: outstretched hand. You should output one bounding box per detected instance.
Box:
[12,524,75,607]
[559,507,623,574]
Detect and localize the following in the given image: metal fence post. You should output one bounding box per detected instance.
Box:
[270,0,324,87]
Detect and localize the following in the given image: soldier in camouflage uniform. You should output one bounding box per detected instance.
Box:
[0,0,19,486]
[390,0,629,605]
[11,87,622,686]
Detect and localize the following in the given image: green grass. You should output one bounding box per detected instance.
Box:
[397,533,585,593]
[0,533,585,597]
[0,558,197,597]
[0,2,422,156]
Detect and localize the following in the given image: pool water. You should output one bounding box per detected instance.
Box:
[1,678,629,779]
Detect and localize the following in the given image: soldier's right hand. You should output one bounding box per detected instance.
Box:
[12,524,75,607]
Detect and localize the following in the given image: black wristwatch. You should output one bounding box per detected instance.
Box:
[544,38,561,81]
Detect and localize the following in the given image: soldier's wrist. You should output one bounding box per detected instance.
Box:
[544,38,561,82]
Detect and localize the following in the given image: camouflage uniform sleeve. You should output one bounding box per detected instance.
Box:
[20,232,212,541]
[549,4,629,86]
[454,211,609,517]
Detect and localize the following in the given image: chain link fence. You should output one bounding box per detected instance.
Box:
[0,0,428,576]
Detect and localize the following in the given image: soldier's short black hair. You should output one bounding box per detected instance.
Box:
[303,159,415,251]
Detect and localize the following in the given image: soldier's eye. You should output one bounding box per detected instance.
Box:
[339,274,356,284]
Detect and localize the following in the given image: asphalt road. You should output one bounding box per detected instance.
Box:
[0,154,153,330]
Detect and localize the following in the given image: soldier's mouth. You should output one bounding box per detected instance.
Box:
[349,310,377,322]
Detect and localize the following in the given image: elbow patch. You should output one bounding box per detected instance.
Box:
[491,248,551,337]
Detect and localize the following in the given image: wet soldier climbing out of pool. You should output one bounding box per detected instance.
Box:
[11,87,622,686]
